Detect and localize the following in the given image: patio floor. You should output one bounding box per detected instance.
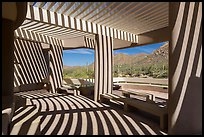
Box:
[10,90,168,135]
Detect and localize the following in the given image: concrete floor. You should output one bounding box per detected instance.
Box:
[10,90,168,135]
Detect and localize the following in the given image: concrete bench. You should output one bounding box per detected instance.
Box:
[100,93,126,104]
[2,96,16,135]
[57,85,80,96]
[121,90,154,102]
[100,93,168,130]
[124,98,168,130]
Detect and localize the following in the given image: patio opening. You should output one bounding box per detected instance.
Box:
[109,41,169,128]
[61,48,95,100]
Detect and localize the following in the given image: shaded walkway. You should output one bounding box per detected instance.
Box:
[11,90,167,135]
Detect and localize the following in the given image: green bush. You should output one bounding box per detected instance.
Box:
[63,62,168,79]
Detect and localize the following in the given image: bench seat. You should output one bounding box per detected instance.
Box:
[100,93,168,130]
[100,93,126,103]
[121,90,154,102]
[124,97,167,130]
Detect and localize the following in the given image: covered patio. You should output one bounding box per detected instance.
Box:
[2,2,202,135]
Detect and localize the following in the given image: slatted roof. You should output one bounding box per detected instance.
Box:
[29,2,168,35]
[16,2,169,49]
[17,19,95,40]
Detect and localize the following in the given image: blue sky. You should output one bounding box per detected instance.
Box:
[114,42,166,55]
[63,48,95,66]
[63,42,166,66]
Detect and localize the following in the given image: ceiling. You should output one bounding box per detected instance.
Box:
[16,2,169,49]
[29,2,169,35]
[17,19,95,40]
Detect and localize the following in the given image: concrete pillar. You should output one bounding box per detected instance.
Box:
[2,2,27,109]
[168,2,202,134]
[2,2,27,135]
[2,19,15,107]
[2,2,17,110]
[94,34,113,101]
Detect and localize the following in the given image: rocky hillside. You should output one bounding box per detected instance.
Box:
[112,42,169,78]
[152,42,168,59]
[113,53,148,65]
[114,42,168,66]
[63,42,169,78]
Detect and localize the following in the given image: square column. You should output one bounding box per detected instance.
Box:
[94,34,113,101]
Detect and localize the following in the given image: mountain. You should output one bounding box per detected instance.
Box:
[113,42,168,66]
[63,42,169,78]
[112,42,169,78]
[63,66,82,69]
[113,53,148,65]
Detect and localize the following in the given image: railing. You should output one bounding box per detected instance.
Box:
[113,77,168,86]
[63,77,168,86]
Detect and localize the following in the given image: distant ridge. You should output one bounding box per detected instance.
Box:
[63,42,168,68]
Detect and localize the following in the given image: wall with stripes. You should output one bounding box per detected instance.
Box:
[94,34,113,101]
[84,36,95,49]
[14,36,63,93]
[14,27,94,94]
[168,2,202,134]
[49,41,63,93]
[14,38,49,88]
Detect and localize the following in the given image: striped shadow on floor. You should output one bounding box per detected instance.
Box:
[11,90,167,135]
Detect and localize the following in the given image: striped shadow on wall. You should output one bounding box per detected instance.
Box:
[14,37,64,93]
[84,36,95,49]
[49,40,63,93]
[94,34,113,101]
[169,2,202,134]
[14,38,49,88]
